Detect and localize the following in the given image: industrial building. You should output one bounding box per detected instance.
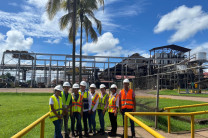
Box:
[0,45,207,91]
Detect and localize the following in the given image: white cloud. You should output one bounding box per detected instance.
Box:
[154,5,208,43]
[0,33,5,41]
[45,38,61,44]
[190,42,208,55]
[83,32,149,61]
[0,0,68,39]
[83,32,119,54]
[0,29,33,63]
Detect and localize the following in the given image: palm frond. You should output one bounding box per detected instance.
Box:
[59,12,73,30]
[68,21,80,43]
[46,0,61,20]
[87,12,102,34]
[83,15,98,42]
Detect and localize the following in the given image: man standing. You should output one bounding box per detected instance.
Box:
[119,79,136,138]
[71,83,83,138]
[79,81,92,137]
[61,82,72,138]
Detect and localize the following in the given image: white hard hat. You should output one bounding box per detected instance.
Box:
[90,84,96,88]
[110,84,117,89]
[80,81,87,87]
[54,85,63,91]
[123,79,130,83]
[100,84,106,89]
[63,82,71,87]
[72,83,79,89]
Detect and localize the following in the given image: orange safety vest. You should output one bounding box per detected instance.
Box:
[121,89,134,109]
[72,94,82,112]
[91,93,99,109]
[108,94,118,113]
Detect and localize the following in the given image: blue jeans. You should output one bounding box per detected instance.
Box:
[71,112,82,135]
[90,110,96,132]
[53,119,63,138]
[61,114,69,136]
[83,111,91,133]
[97,109,105,131]
[122,109,135,134]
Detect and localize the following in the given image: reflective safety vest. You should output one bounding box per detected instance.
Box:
[91,93,99,109]
[108,94,118,113]
[97,93,108,110]
[61,91,71,112]
[72,94,82,113]
[121,89,134,109]
[79,90,89,110]
[61,91,71,105]
[49,95,63,122]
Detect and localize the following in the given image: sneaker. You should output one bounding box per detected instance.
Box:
[72,132,76,137]
[84,133,89,137]
[131,132,135,138]
[108,132,116,137]
[100,130,105,135]
[93,132,96,136]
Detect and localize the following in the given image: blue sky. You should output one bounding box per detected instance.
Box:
[1,0,208,63]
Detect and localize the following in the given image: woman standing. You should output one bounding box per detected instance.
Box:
[97,84,109,135]
[49,85,63,138]
[89,84,99,136]
[108,84,119,137]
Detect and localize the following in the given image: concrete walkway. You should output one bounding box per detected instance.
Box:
[63,127,208,138]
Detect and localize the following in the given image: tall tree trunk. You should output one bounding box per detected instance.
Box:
[72,0,77,84]
[79,22,83,83]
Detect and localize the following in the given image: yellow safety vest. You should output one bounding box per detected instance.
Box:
[49,95,63,122]
[72,94,82,113]
[61,91,71,112]
[91,93,99,109]
[79,90,89,110]
[97,93,109,110]
[108,94,118,113]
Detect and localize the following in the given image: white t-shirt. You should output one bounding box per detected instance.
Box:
[91,92,99,112]
[49,94,63,105]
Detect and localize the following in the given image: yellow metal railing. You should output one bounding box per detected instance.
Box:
[12,112,50,138]
[164,103,208,133]
[124,111,208,138]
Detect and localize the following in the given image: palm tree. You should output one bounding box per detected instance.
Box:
[46,0,78,84]
[61,0,103,83]
[46,0,103,83]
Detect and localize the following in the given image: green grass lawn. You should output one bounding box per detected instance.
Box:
[136,97,208,132]
[1,92,208,137]
[148,89,208,97]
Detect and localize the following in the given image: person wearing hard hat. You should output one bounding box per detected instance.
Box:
[108,84,119,137]
[60,82,72,138]
[97,84,109,135]
[119,79,136,138]
[89,84,99,136]
[49,85,64,138]
[79,81,92,137]
[71,83,83,138]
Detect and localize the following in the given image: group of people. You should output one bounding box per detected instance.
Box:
[49,79,136,138]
